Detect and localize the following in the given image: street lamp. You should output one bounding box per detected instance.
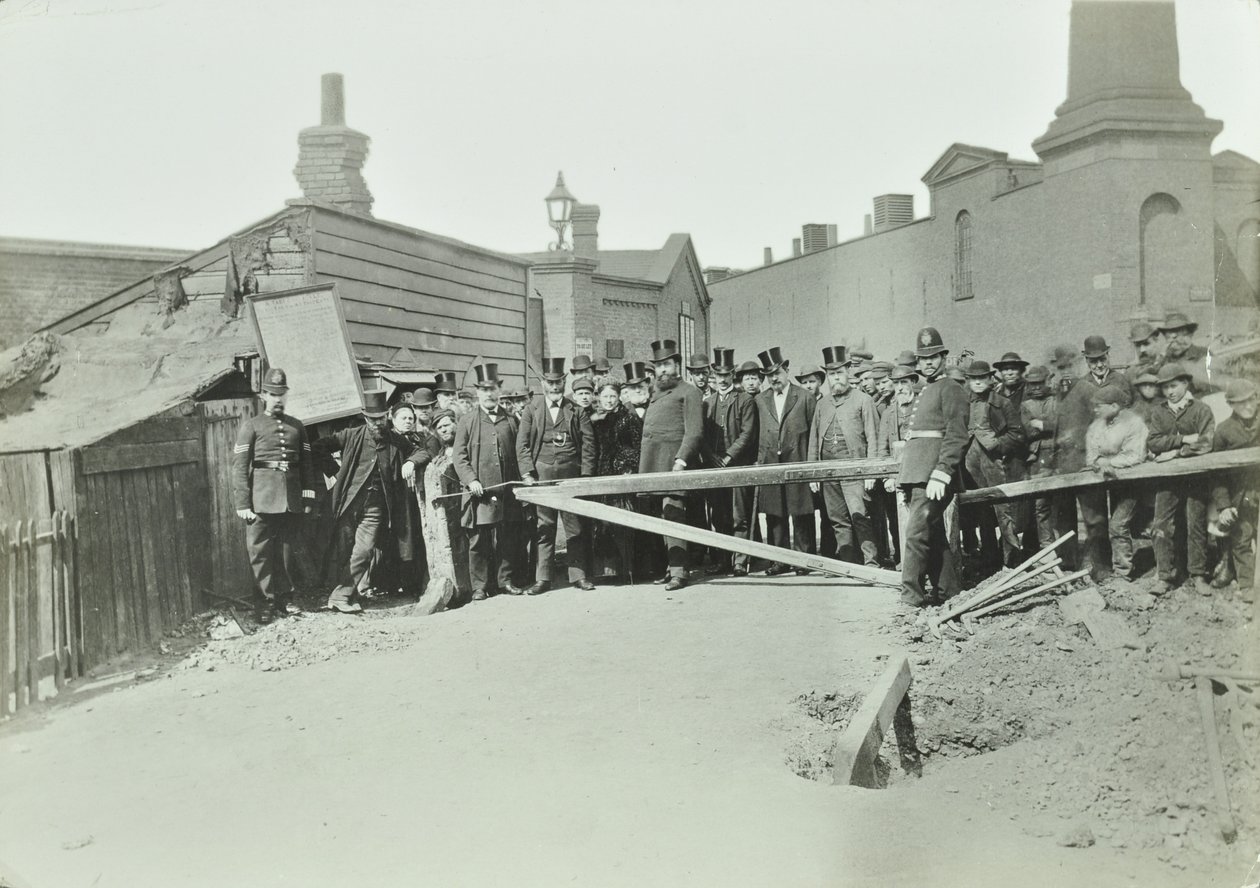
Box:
[545,171,577,251]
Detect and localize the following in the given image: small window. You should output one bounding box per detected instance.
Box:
[606,339,624,360]
[953,211,973,301]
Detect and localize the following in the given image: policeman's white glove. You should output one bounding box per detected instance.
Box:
[925,479,947,501]
[863,478,876,492]
[520,473,537,485]
[236,508,258,524]
[883,478,896,493]
[672,459,686,473]
[468,481,485,497]
[401,462,416,481]
[809,482,820,494]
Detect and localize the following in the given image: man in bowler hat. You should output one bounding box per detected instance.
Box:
[231,368,318,622]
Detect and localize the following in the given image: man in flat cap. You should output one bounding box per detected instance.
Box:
[454,363,529,601]
[1209,379,1259,592]
[898,327,969,607]
[518,357,597,594]
[754,346,816,573]
[993,352,1030,412]
[640,339,705,590]
[231,368,318,622]
[318,388,426,613]
[702,347,758,575]
[1019,365,1067,551]
[1082,384,1148,583]
[961,360,1025,568]
[1147,362,1216,595]
[808,346,879,566]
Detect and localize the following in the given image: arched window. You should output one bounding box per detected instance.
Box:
[953,211,973,301]
[1139,193,1183,305]
[1237,219,1260,293]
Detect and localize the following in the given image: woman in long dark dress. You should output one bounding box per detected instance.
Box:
[590,378,650,583]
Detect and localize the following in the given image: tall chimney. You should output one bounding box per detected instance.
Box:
[763,247,773,266]
[293,73,374,217]
[864,214,873,236]
[792,238,802,257]
[572,203,600,259]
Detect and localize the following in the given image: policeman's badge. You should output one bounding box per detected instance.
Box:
[920,330,933,347]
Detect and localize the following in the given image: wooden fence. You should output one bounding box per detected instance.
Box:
[1,511,79,717]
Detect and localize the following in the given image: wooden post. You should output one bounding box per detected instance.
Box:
[25,519,39,706]
[13,520,27,711]
[66,513,81,680]
[831,657,913,787]
[50,513,65,692]
[0,523,9,718]
[1196,676,1237,843]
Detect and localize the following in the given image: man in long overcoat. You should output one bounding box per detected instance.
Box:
[317,389,424,613]
[639,339,704,590]
[453,363,528,601]
[702,346,758,575]
[517,357,596,594]
[753,346,816,573]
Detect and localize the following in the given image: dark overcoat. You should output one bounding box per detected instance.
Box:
[702,388,758,467]
[318,424,423,531]
[754,384,815,516]
[593,404,643,476]
[453,406,523,526]
[639,381,704,474]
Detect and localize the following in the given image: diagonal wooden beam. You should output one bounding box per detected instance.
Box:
[519,488,901,587]
[958,448,1260,505]
[831,657,913,787]
[519,456,899,499]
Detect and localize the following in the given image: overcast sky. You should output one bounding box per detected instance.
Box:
[1,0,1257,270]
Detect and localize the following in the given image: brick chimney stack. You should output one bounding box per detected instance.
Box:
[572,203,600,259]
[293,73,374,217]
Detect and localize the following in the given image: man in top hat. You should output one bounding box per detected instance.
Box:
[754,346,817,573]
[701,347,759,575]
[898,327,969,607]
[1159,310,1212,393]
[518,357,597,594]
[895,350,917,369]
[795,365,827,402]
[1147,362,1216,595]
[317,388,427,613]
[993,352,1030,412]
[686,352,712,397]
[1209,379,1259,592]
[435,372,461,414]
[640,339,705,590]
[847,349,874,369]
[454,363,529,600]
[231,368,318,622]
[1127,321,1167,383]
[808,346,880,567]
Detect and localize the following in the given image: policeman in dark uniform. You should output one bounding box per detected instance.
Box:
[230,368,317,622]
[898,328,969,608]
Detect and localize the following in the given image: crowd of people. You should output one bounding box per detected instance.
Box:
[229,308,1257,621]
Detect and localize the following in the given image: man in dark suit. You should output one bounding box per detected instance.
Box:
[898,328,969,607]
[230,368,318,622]
[317,388,425,613]
[453,363,528,601]
[517,357,597,594]
[753,346,816,574]
[640,339,705,590]
[702,347,758,575]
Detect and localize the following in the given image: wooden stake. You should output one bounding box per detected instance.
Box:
[1196,676,1237,843]
[0,524,9,718]
[831,657,913,787]
[966,569,1089,620]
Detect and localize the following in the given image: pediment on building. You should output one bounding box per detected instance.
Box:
[1214,150,1260,171]
[921,143,1009,188]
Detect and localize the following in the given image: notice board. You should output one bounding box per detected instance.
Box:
[246,283,364,424]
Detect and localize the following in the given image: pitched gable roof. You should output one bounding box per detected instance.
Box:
[922,143,1014,189]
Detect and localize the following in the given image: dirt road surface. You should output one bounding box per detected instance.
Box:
[0,579,1223,887]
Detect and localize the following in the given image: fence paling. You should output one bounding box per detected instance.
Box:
[25,519,39,708]
[51,514,65,692]
[0,523,9,718]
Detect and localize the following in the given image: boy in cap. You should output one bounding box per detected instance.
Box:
[961,360,1026,568]
[231,368,318,622]
[1083,386,1149,582]
[1209,380,1260,593]
[899,327,969,606]
[1019,365,1065,550]
[1146,362,1215,595]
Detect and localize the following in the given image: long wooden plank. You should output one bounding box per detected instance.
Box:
[514,457,900,500]
[13,521,28,710]
[339,295,525,343]
[64,511,81,679]
[525,490,900,587]
[92,417,201,448]
[104,473,136,655]
[959,448,1260,505]
[170,464,198,618]
[74,460,103,666]
[1196,676,1238,842]
[831,657,913,787]
[143,468,175,632]
[315,230,528,297]
[81,440,202,476]
[123,471,161,644]
[318,251,526,314]
[24,520,39,706]
[0,524,10,717]
[50,512,65,692]
[313,209,529,283]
